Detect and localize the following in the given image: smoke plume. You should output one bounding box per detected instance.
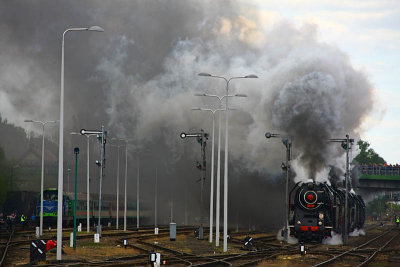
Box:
[0,1,376,228]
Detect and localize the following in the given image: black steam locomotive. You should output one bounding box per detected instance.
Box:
[288,181,365,242]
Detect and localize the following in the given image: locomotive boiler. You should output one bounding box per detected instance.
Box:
[288,181,365,242]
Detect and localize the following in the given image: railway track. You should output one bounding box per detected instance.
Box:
[1,222,387,266]
[312,225,400,266]
[0,229,14,267]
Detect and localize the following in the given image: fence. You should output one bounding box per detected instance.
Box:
[359,165,400,176]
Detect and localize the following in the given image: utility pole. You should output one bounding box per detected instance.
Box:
[80,126,107,237]
[265,132,292,241]
[73,147,79,250]
[331,134,354,245]
[180,129,209,240]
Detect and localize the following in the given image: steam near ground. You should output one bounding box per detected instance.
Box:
[322,231,343,245]
[349,228,366,237]
[0,1,376,229]
[277,227,298,245]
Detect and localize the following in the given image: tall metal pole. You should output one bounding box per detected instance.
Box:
[67,169,70,194]
[199,130,207,240]
[73,147,79,250]
[223,80,230,252]
[97,126,105,236]
[155,168,158,228]
[192,108,217,243]
[197,74,256,249]
[56,26,103,260]
[124,144,128,231]
[116,146,120,230]
[136,156,140,229]
[216,108,222,246]
[40,125,45,236]
[209,114,215,243]
[284,139,291,241]
[25,119,58,236]
[170,189,173,223]
[344,134,350,245]
[86,136,90,233]
[57,30,66,260]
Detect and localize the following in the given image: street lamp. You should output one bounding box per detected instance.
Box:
[24,119,58,236]
[198,72,257,252]
[191,107,224,244]
[194,93,243,247]
[71,131,97,233]
[265,132,291,242]
[112,138,131,231]
[331,134,354,245]
[109,142,124,230]
[57,25,104,260]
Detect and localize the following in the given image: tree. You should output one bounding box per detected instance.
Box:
[354,140,386,165]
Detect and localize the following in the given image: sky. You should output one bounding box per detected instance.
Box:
[242,0,400,163]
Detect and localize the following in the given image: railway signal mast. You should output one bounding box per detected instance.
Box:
[331,134,354,245]
[265,132,292,242]
[180,129,209,240]
[80,126,107,236]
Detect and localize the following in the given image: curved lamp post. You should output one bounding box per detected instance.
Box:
[57,25,104,260]
[198,73,257,251]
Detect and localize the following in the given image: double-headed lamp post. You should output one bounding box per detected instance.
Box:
[194,93,243,246]
[198,73,257,252]
[265,132,292,242]
[24,119,58,236]
[57,25,104,260]
[112,138,129,231]
[191,107,224,243]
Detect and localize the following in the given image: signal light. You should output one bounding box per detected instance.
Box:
[281,163,287,171]
[341,141,348,150]
[196,162,202,170]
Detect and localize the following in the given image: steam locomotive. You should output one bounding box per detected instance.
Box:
[288,181,365,242]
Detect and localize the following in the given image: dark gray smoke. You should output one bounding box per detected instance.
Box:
[272,72,344,178]
[0,1,376,228]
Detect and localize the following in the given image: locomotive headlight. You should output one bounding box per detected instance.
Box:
[297,221,301,224]
[318,221,322,225]
[319,212,324,219]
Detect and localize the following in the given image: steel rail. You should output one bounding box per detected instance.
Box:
[0,229,14,267]
[357,230,400,267]
[313,227,395,267]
